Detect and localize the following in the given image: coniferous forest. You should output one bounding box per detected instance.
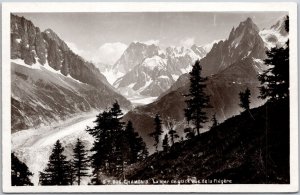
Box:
[10,14,291,186]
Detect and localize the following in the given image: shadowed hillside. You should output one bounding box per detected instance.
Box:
[125,99,289,184]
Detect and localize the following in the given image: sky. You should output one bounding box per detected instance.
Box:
[15,12,286,65]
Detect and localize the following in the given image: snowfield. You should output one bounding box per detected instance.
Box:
[128,96,158,106]
[12,112,99,186]
[11,58,84,84]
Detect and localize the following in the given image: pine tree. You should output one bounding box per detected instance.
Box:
[239,88,251,111]
[87,110,112,182]
[162,134,170,152]
[87,101,126,183]
[165,117,179,146]
[109,101,125,176]
[11,153,33,186]
[110,101,125,132]
[168,129,179,146]
[138,137,149,160]
[66,160,76,185]
[258,15,289,101]
[149,114,163,152]
[72,138,89,185]
[39,140,70,185]
[211,114,218,128]
[285,15,289,32]
[184,60,210,135]
[124,121,148,163]
[120,121,132,165]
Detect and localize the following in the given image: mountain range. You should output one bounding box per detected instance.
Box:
[10,14,131,132]
[101,41,216,98]
[10,14,288,149]
[122,16,288,152]
[101,17,287,100]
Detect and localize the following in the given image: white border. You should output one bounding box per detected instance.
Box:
[2,2,298,193]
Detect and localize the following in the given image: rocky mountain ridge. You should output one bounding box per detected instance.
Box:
[11,15,110,88]
[10,14,131,132]
[112,42,215,97]
[200,17,266,76]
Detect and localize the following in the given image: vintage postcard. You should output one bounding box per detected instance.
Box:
[2,2,298,193]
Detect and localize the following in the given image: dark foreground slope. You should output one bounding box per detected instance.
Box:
[125,100,289,184]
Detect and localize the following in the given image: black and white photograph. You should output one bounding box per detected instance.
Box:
[2,2,298,193]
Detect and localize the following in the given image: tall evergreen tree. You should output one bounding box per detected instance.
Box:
[11,153,33,186]
[39,140,70,185]
[239,88,251,111]
[87,101,127,183]
[124,121,148,163]
[258,15,289,101]
[285,15,289,32]
[137,137,149,160]
[165,117,179,146]
[109,101,125,175]
[149,114,163,152]
[168,129,179,146]
[66,160,76,185]
[110,101,125,131]
[87,110,112,183]
[184,60,210,136]
[162,134,170,152]
[211,114,218,129]
[72,138,89,185]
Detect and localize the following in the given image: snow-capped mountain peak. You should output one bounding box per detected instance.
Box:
[110,37,230,100]
[113,41,160,74]
[141,56,167,71]
[259,15,289,49]
[199,17,265,76]
[270,15,289,36]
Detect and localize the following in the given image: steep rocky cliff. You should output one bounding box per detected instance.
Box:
[10,14,131,132]
[200,18,266,76]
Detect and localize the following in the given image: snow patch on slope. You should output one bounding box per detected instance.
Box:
[102,69,124,85]
[142,56,167,71]
[180,65,193,74]
[12,59,41,70]
[259,28,288,49]
[171,74,180,81]
[12,59,84,84]
[137,79,153,93]
[128,96,158,106]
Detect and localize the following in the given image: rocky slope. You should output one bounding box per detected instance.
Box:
[10,14,131,132]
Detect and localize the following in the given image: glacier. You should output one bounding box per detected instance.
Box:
[12,112,98,185]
